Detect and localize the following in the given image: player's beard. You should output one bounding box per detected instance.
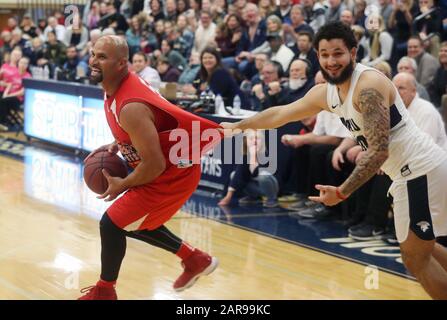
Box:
[89,69,103,84]
[321,59,354,85]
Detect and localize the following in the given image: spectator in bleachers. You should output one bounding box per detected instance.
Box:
[0,56,30,130]
[302,0,327,33]
[295,31,319,77]
[265,58,315,107]
[174,14,194,58]
[234,0,248,17]
[0,47,22,94]
[98,1,129,33]
[340,9,354,27]
[160,39,187,71]
[58,45,88,82]
[163,20,177,43]
[176,0,189,15]
[99,1,109,17]
[218,130,280,208]
[43,31,67,75]
[361,15,393,66]
[36,18,47,37]
[192,11,217,55]
[259,0,278,18]
[274,0,293,24]
[373,60,393,79]
[80,28,102,62]
[0,31,12,55]
[353,0,367,27]
[188,0,201,18]
[153,19,166,50]
[283,4,315,50]
[10,29,27,50]
[379,0,394,28]
[250,52,270,86]
[351,25,367,62]
[156,55,181,82]
[251,61,283,110]
[429,41,447,107]
[414,0,443,58]
[394,72,447,149]
[64,13,89,51]
[149,0,166,22]
[178,52,200,85]
[20,14,38,39]
[165,0,178,22]
[86,1,101,29]
[126,16,143,57]
[191,47,243,106]
[407,35,440,89]
[266,32,295,74]
[223,4,267,79]
[131,52,161,90]
[388,0,417,62]
[215,14,243,58]
[326,0,347,23]
[43,16,66,42]
[397,56,430,100]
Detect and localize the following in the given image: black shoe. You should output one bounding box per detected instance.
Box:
[341,218,363,229]
[297,204,332,219]
[349,224,385,241]
[289,199,317,211]
[238,196,262,205]
[347,221,368,234]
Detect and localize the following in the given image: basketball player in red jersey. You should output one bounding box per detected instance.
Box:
[78,35,222,300]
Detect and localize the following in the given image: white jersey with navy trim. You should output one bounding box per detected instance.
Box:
[326,63,447,181]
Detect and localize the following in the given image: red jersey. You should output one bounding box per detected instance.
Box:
[104,72,221,169]
[103,72,222,231]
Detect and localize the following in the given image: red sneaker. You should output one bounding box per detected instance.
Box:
[78,282,117,300]
[173,249,218,292]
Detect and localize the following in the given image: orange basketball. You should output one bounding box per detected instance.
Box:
[83,151,128,194]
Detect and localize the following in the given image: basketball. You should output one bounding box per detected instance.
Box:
[83,151,128,194]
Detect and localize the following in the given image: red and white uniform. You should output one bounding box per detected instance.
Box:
[104,73,221,231]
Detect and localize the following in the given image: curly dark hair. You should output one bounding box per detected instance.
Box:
[313,21,358,51]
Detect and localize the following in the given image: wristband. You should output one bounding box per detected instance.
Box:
[336,187,348,200]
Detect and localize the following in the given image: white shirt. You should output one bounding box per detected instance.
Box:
[327,63,447,181]
[43,24,66,42]
[313,110,351,138]
[271,44,295,73]
[407,95,447,151]
[137,67,161,91]
[192,23,216,55]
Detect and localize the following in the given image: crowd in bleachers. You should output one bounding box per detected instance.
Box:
[1,0,447,242]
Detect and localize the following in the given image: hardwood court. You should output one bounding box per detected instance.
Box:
[0,153,429,300]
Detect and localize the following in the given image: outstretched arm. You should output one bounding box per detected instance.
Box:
[221,84,328,132]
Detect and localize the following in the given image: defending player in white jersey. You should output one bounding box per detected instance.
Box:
[220,21,447,299]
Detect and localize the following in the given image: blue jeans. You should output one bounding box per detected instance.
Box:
[231,171,279,202]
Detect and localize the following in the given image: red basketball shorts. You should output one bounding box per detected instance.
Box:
[107,164,201,231]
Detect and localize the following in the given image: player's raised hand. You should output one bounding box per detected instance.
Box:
[219,122,243,138]
[97,169,128,202]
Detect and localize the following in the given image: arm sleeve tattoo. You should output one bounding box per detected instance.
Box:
[340,88,390,196]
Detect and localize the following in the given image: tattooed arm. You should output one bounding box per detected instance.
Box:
[339,73,392,196]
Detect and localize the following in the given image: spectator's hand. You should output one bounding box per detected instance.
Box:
[140,40,149,49]
[110,21,118,28]
[252,84,265,100]
[247,53,255,62]
[308,185,344,206]
[267,81,281,95]
[346,145,362,163]
[331,148,344,171]
[153,49,161,58]
[282,23,293,33]
[37,58,48,66]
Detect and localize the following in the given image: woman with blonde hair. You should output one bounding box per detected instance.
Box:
[373,60,392,79]
[361,15,393,66]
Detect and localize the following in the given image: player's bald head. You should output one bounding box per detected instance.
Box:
[96,35,129,60]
